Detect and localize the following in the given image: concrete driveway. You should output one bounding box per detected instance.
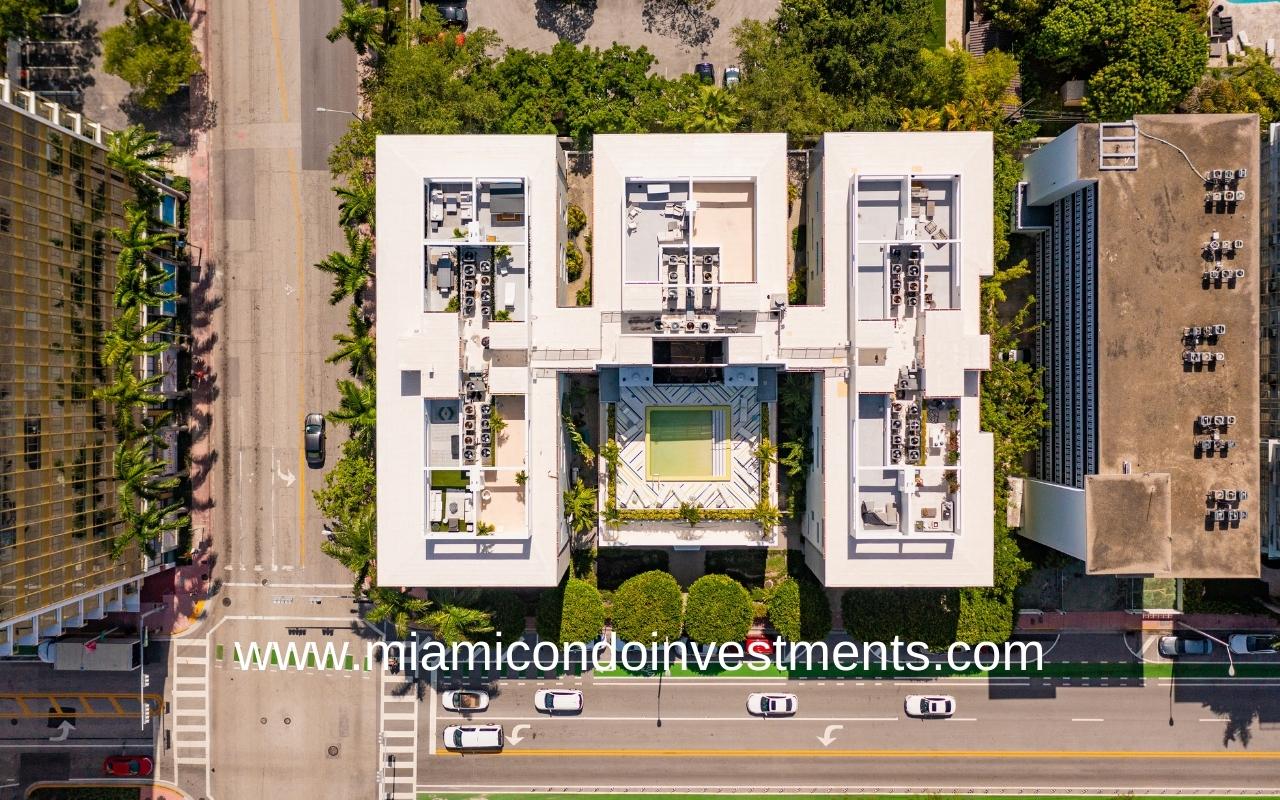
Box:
[466,0,779,78]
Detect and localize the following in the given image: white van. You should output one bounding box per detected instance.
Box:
[442,724,503,751]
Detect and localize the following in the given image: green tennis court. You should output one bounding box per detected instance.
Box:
[645,406,729,481]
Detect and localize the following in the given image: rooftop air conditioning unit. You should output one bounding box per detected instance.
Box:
[1238,167,1249,179]
[1227,415,1237,424]
[892,294,903,305]
[1236,269,1246,278]
[699,321,712,333]
[1235,239,1245,249]
[1215,352,1226,361]
[1225,170,1236,181]
[1213,169,1225,180]
[1214,415,1226,426]
[1205,193,1214,204]
[1236,190,1247,202]
[1213,192,1223,203]
[1214,324,1227,335]
[1224,191,1236,202]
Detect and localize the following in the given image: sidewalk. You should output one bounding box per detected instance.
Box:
[1017,609,1279,633]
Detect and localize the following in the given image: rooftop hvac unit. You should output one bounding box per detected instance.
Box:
[909,404,919,415]
[1215,489,1226,501]
[907,296,918,306]
[1221,240,1233,252]
[1205,193,1214,204]
[699,321,711,333]
[1214,324,1227,335]
[891,448,904,462]
[1237,190,1247,202]
[1213,192,1224,203]
[1200,415,1212,428]
[1213,509,1226,521]
[1225,490,1238,501]
[1229,510,1241,521]
[1235,239,1245,249]
[1224,191,1236,202]
[653,319,665,332]
[669,269,679,282]
[907,449,921,462]
[1240,489,1249,500]
[898,379,911,390]
[1236,269,1246,278]
[907,265,921,277]
[892,294,903,305]
[1238,167,1249,180]
[1214,415,1226,426]
[1184,351,1199,363]
[667,288,678,300]
[1240,510,1250,520]
[1215,352,1226,361]
[908,435,921,447]
[893,434,903,446]
[1213,169,1225,180]
[703,270,713,282]
[1201,440,1214,452]
[1208,240,1220,251]
[1225,170,1236,181]
[1228,415,1237,424]
[891,262,903,274]
[891,417,902,429]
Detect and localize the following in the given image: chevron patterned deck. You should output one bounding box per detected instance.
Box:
[615,384,762,510]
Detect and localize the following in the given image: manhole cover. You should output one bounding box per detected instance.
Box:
[283,717,292,725]
[259,717,267,725]
[327,745,340,758]
[260,578,269,586]
[221,597,231,607]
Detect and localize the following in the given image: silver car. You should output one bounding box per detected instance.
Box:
[303,413,325,468]
[1158,635,1212,657]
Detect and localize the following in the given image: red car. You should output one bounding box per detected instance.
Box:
[104,755,153,777]
[746,635,774,656]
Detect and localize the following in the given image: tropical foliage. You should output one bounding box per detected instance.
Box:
[611,570,684,644]
[102,9,202,109]
[683,574,753,645]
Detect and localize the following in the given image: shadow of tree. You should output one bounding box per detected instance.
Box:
[641,0,720,50]
[534,0,598,44]
[24,16,101,104]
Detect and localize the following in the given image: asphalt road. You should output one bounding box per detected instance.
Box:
[418,651,1280,793]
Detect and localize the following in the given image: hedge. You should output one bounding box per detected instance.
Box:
[611,570,684,643]
[684,574,752,645]
[536,578,604,644]
[767,577,832,642]
[616,507,756,522]
[478,589,527,644]
[841,588,960,650]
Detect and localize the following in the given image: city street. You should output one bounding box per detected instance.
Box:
[419,662,1280,793]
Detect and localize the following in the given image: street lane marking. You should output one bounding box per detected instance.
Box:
[432,748,1280,760]
[436,716,900,723]
[1071,718,1105,722]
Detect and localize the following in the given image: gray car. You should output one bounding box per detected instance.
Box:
[304,413,325,468]
[1158,635,1212,657]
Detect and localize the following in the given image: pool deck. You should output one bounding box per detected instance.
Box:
[616,385,762,510]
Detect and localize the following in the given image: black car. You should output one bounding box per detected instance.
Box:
[694,62,715,85]
[304,413,326,468]
[436,2,468,28]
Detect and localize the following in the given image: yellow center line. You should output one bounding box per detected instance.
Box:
[265,0,308,565]
[436,748,1280,760]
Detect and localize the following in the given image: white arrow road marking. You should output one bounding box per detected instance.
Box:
[48,721,74,742]
[276,461,296,488]
[817,724,843,747]
[508,724,531,745]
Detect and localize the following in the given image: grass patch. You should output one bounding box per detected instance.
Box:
[926,0,947,49]
[430,469,470,489]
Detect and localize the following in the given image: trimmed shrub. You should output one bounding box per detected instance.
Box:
[565,240,584,281]
[768,577,832,642]
[841,588,959,650]
[478,590,527,644]
[567,203,588,235]
[611,570,683,643]
[536,578,604,644]
[684,574,752,645]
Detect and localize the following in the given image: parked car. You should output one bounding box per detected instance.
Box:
[694,61,715,85]
[745,634,773,657]
[534,689,583,713]
[441,689,490,712]
[442,724,503,750]
[104,755,153,777]
[746,692,796,717]
[1229,633,1279,654]
[904,694,955,719]
[304,413,325,468]
[723,65,741,88]
[1158,635,1212,657]
[435,2,468,28]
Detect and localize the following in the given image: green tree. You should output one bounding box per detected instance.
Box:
[368,18,502,136]
[1193,48,1280,129]
[611,570,684,644]
[112,496,188,560]
[537,578,605,644]
[767,577,832,642]
[314,440,376,523]
[334,174,376,229]
[477,590,528,644]
[677,85,742,133]
[327,305,376,378]
[365,587,430,639]
[562,478,598,535]
[329,378,377,453]
[1032,0,1208,119]
[980,260,1047,480]
[0,0,45,41]
[900,46,1020,133]
[100,307,170,371]
[732,19,845,144]
[96,370,166,429]
[102,12,202,110]
[106,125,172,188]
[315,228,374,305]
[424,590,495,645]
[684,574,753,645]
[321,506,377,595]
[113,441,179,502]
[327,0,388,57]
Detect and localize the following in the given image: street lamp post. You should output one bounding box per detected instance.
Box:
[315,106,363,121]
[1175,620,1235,677]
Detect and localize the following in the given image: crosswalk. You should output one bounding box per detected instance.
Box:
[171,638,211,768]
[379,667,419,800]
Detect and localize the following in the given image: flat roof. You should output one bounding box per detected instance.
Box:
[1078,115,1260,578]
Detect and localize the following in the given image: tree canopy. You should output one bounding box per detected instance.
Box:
[683,574,753,645]
[611,570,684,644]
[102,11,202,109]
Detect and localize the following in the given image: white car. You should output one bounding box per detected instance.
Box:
[442,724,503,750]
[441,689,490,712]
[534,689,583,714]
[746,693,797,717]
[1228,633,1279,655]
[904,694,955,718]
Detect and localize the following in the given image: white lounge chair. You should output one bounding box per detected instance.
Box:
[503,281,516,309]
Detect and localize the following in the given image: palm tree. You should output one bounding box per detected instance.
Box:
[101,307,170,371]
[328,378,377,452]
[424,590,494,646]
[334,175,375,229]
[679,86,742,133]
[326,0,388,57]
[112,203,177,255]
[561,479,598,535]
[111,497,189,560]
[97,370,166,430]
[321,507,377,595]
[114,441,180,502]
[326,305,375,377]
[314,228,374,305]
[365,587,430,639]
[106,125,171,186]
